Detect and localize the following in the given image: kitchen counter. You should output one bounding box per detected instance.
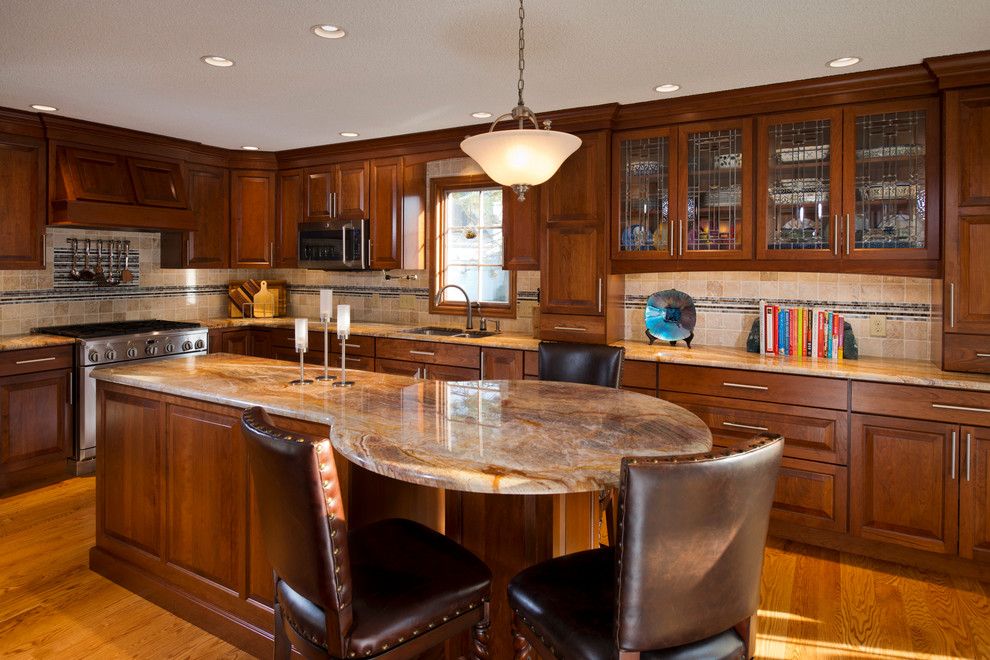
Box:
[0,333,78,352]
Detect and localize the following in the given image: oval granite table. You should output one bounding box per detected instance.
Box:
[89,354,712,657]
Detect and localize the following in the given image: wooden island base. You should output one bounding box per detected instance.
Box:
[90,381,602,659]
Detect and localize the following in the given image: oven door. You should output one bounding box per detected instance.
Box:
[298,220,368,270]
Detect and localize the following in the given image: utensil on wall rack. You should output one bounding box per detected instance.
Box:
[93,240,106,284]
[105,240,119,286]
[120,240,134,284]
[69,239,81,280]
[79,239,95,281]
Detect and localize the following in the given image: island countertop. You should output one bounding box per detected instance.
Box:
[92,353,712,494]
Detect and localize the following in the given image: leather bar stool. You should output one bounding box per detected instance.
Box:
[537,342,625,389]
[508,434,784,660]
[241,407,493,659]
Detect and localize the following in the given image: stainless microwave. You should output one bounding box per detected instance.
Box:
[298,219,370,270]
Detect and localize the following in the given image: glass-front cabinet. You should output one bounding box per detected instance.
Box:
[612,127,676,261]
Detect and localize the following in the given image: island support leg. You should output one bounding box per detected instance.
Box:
[471,601,492,659]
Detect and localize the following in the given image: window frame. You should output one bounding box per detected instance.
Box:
[428,174,516,320]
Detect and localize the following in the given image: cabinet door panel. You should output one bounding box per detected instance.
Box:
[481,348,524,380]
[0,135,45,269]
[544,132,606,224]
[230,171,275,267]
[336,161,369,221]
[277,170,304,268]
[306,169,334,218]
[612,127,676,261]
[773,458,848,533]
[503,185,540,270]
[425,363,480,381]
[960,426,990,562]
[851,414,958,554]
[369,157,402,269]
[0,369,71,468]
[375,358,423,377]
[948,215,990,334]
[128,158,188,208]
[185,164,229,268]
[60,147,134,203]
[221,330,251,355]
[541,221,603,315]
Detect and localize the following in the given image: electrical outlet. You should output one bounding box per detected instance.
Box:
[870,315,887,337]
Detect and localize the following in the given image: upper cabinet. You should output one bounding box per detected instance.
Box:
[611,127,676,262]
[184,164,229,268]
[128,158,188,208]
[304,160,368,221]
[369,157,403,270]
[0,131,46,269]
[277,169,304,268]
[230,170,276,268]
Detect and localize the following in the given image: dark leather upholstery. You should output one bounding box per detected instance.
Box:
[508,435,783,658]
[242,407,493,659]
[538,342,625,388]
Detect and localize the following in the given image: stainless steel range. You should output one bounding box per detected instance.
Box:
[32,320,209,472]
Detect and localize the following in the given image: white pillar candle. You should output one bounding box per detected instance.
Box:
[336,304,351,339]
[295,318,309,351]
[319,289,333,320]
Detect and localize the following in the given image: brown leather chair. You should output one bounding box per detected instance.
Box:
[507,434,784,660]
[538,342,625,389]
[241,407,493,659]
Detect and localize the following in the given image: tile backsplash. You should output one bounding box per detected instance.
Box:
[0,228,937,362]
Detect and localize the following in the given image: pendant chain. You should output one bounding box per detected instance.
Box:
[517,0,525,107]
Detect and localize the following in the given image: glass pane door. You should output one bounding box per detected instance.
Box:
[616,133,672,258]
[684,126,747,255]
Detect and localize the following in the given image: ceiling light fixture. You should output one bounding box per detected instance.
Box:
[828,56,861,68]
[471,112,493,119]
[339,132,359,137]
[241,145,260,151]
[30,104,58,112]
[201,55,234,67]
[654,83,680,93]
[312,24,346,39]
[460,0,580,201]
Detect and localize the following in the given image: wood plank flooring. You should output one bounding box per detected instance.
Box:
[2,478,990,659]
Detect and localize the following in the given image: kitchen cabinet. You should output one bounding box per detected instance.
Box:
[943,86,990,373]
[0,131,46,269]
[0,346,74,493]
[376,338,480,380]
[960,425,990,562]
[209,329,251,355]
[184,164,229,268]
[276,169,304,268]
[611,127,676,263]
[128,158,188,208]
[369,157,403,269]
[481,348,524,380]
[57,146,134,204]
[230,170,276,267]
[305,161,368,221]
[502,186,541,270]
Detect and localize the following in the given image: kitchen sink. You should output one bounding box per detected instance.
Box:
[404,326,496,339]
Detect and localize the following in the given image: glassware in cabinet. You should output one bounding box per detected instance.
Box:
[612,129,675,260]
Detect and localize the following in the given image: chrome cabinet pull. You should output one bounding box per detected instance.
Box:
[951,431,957,480]
[932,403,990,414]
[949,283,956,328]
[409,350,435,357]
[15,356,57,365]
[722,421,769,432]
[967,432,973,482]
[977,353,990,358]
[553,325,588,332]
[669,218,675,257]
[845,214,851,254]
[679,219,684,256]
[722,382,769,391]
[67,373,73,405]
[833,215,839,255]
[343,343,361,349]
[480,350,486,380]
[344,356,361,363]
[597,278,603,313]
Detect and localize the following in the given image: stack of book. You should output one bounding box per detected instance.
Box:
[759,301,845,359]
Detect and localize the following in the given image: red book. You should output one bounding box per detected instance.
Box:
[817,311,826,358]
[789,308,797,356]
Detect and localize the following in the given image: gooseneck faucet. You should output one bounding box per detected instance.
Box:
[435,284,474,330]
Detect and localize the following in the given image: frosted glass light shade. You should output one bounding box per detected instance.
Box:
[460,129,581,188]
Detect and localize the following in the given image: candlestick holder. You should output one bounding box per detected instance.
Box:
[290,348,313,385]
[332,334,355,388]
[316,318,335,382]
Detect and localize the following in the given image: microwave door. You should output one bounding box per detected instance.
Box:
[340,222,366,269]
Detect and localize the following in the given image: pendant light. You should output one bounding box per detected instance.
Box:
[460,0,581,201]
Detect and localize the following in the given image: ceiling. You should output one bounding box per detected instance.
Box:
[2,1,988,151]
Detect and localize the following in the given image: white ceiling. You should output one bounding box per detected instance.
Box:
[1,0,988,151]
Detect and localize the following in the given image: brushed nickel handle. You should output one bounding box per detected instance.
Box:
[967,432,972,482]
[833,214,839,255]
[722,421,769,432]
[67,373,73,405]
[597,278,603,313]
[15,356,57,365]
[950,283,956,329]
[932,403,990,414]
[722,382,769,391]
[553,325,588,332]
[669,218,675,257]
[343,343,361,349]
[977,353,990,358]
[409,350,435,357]
[845,214,851,254]
[480,350,486,380]
[343,356,361,363]
[951,431,957,480]
[678,218,684,256]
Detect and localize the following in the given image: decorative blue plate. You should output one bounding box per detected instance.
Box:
[644,289,696,348]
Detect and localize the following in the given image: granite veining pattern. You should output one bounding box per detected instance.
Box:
[92,354,712,494]
[0,333,77,352]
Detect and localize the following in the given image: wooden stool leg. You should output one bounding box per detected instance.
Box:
[734,614,758,659]
[511,612,534,660]
[274,601,291,660]
[471,602,492,659]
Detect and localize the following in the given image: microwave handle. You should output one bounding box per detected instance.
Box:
[341,222,366,269]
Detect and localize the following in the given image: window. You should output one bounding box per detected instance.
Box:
[429,175,516,318]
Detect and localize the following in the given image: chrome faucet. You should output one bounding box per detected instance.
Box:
[435,284,474,330]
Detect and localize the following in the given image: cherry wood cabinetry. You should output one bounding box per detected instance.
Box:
[183,164,229,268]
[276,169,304,268]
[481,347,524,380]
[57,146,134,203]
[230,170,276,268]
[305,161,368,221]
[128,158,188,208]
[960,425,990,562]
[369,157,403,269]
[0,131,46,269]
[502,186,540,270]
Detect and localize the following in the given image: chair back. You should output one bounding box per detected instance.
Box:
[615,435,783,651]
[241,407,352,656]
[537,341,624,388]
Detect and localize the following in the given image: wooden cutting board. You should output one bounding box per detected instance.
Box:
[253,281,276,318]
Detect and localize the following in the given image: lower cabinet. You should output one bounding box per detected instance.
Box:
[961,425,990,562]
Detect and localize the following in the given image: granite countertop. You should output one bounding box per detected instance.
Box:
[92,353,712,494]
[0,333,78,352]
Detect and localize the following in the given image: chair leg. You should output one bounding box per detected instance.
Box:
[470,602,492,659]
[511,612,534,660]
[274,601,291,660]
[734,614,758,659]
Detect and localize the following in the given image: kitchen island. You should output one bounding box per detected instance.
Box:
[89,353,711,657]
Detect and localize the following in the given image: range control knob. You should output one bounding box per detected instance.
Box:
[181,340,193,351]
[105,349,117,361]
[194,339,205,350]
[145,345,158,356]
[126,347,138,358]
[164,343,175,354]
[88,350,100,363]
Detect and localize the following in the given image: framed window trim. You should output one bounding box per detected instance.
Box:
[429,174,517,320]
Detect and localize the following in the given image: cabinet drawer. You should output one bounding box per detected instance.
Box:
[661,364,848,411]
[771,458,848,533]
[623,386,657,397]
[375,358,421,377]
[333,334,375,357]
[943,334,990,374]
[622,360,657,391]
[852,381,990,426]
[538,313,606,344]
[0,345,74,377]
[375,358,478,381]
[375,338,479,368]
[338,354,374,372]
[664,392,848,464]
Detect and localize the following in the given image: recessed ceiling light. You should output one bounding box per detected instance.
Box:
[312,24,346,39]
[241,145,260,151]
[828,56,861,68]
[201,55,234,67]
[654,84,680,93]
[30,104,58,112]
[471,112,493,119]
[339,131,359,137]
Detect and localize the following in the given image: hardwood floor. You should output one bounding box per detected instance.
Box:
[2,478,989,659]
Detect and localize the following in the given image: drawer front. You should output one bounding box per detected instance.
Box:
[538,313,606,344]
[375,338,479,368]
[771,458,848,533]
[623,386,657,397]
[943,334,990,374]
[338,354,374,372]
[0,345,74,377]
[852,381,990,426]
[661,364,848,411]
[374,358,477,381]
[270,329,294,348]
[375,358,421,377]
[622,360,657,391]
[424,363,480,381]
[664,392,849,464]
[333,334,375,357]
[524,351,539,377]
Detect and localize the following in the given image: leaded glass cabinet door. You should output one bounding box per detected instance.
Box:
[612,128,676,261]
[678,120,752,259]
[842,99,939,261]
[757,109,842,261]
